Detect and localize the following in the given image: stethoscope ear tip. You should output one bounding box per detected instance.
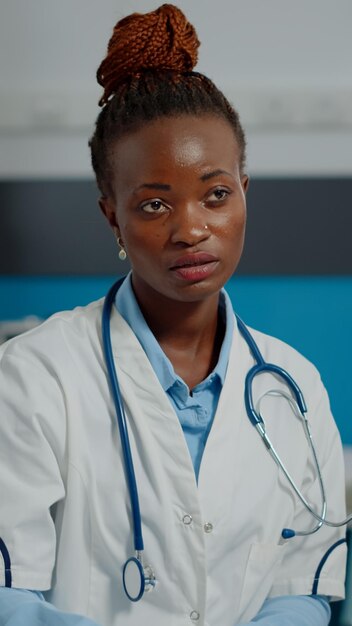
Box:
[282,528,296,539]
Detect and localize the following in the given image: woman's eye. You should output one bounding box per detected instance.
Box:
[207,188,230,202]
[140,200,168,214]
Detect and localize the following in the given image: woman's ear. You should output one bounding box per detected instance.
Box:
[241,175,249,194]
[99,197,120,235]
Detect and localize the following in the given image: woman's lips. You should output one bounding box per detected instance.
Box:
[169,253,219,281]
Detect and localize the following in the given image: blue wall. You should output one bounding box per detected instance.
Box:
[1,275,351,444]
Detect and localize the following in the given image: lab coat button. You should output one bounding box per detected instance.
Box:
[182,514,193,525]
[190,610,200,621]
[204,522,213,533]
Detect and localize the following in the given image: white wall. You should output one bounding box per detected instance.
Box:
[1,0,352,178]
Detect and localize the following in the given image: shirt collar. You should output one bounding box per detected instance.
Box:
[115,273,234,392]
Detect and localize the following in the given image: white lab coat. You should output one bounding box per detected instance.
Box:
[0,297,347,626]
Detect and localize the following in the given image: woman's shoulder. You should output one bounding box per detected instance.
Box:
[240,320,321,385]
[0,297,105,364]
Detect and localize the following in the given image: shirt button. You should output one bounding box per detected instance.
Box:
[204,522,213,533]
[182,514,193,525]
[190,610,200,621]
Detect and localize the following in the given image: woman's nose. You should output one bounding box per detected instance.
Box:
[169,204,210,246]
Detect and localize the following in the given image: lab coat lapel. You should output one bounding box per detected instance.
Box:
[108,305,199,490]
[197,314,253,515]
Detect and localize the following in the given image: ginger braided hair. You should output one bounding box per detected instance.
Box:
[97,4,199,106]
[89,4,246,195]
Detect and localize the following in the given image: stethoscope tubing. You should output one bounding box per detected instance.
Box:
[236,315,307,421]
[236,313,352,532]
[254,418,326,537]
[102,278,144,552]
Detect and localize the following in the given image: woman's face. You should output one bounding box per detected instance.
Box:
[100,114,248,304]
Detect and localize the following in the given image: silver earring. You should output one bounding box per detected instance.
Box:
[117,237,127,261]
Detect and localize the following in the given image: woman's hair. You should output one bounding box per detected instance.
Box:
[89,4,246,195]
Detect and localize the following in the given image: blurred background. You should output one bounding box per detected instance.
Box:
[0,1,351,621]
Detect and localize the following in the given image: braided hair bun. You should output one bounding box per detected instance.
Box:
[97,4,200,106]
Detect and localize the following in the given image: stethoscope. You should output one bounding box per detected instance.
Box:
[102,278,352,602]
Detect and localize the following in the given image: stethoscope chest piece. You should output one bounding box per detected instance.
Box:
[123,555,156,602]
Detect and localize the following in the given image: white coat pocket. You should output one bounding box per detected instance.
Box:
[238,542,287,622]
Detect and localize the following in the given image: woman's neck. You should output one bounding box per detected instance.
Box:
[131,280,225,389]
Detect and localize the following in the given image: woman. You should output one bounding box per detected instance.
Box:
[0,4,347,625]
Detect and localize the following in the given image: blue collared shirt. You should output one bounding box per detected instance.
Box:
[115,273,234,479]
